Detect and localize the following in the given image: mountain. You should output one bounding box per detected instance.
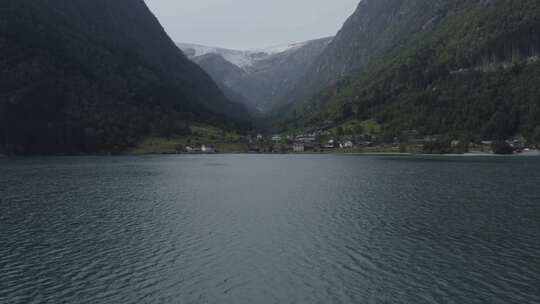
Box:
[187,53,253,110]
[284,0,443,105]
[177,42,294,70]
[0,0,248,155]
[178,37,332,112]
[282,0,540,144]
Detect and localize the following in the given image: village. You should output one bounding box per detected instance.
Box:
[176,127,540,156]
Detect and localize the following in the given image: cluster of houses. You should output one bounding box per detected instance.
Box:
[175,129,538,155]
[399,130,538,154]
[470,138,536,154]
[267,132,372,153]
[270,130,539,155]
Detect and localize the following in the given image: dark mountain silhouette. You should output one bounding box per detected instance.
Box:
[0,0,249,155]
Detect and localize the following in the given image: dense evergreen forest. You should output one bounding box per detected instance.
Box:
[282,0,540,144]
[0,0,249,155]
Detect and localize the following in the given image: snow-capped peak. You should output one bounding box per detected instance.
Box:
[254,41,308,55]
[177,41,310,69]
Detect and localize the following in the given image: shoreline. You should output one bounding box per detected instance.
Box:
[2,150,540,158]
[342,151,540,157]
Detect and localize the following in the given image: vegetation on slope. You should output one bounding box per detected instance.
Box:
[129,124,249,155]
[282,0,540,144]
[0,0,249,155]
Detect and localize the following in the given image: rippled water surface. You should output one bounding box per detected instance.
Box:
[1,155,540,304]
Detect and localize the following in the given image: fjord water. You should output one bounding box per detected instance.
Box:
[1,155,539,304]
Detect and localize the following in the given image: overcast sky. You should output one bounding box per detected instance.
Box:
[144,0,360,50]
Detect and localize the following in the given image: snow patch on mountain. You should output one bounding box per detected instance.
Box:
[254,41,308,55]
[177,41,311,69]
[177,43,257,68]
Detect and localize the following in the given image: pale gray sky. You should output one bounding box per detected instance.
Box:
[144,0,360,50]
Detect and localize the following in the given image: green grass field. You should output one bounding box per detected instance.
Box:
[128,124,249,155]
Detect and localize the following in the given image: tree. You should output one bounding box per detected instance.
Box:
[483,111,511,140]
[157,116,175,139]
[341,103,353,118]
[533,126,540,146]
[336,127,344,137]
[353,124,364,136]
[423,138,452,154]
[491,141,513,155]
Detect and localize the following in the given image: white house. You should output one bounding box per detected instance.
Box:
[340,141,354,149]
[293,143,305,152]
[201,145,215,153]
[272,135,282,142]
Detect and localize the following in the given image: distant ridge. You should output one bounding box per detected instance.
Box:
[177,40,314,70]
[178,37,333,112]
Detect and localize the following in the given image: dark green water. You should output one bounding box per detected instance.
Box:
[1,155,539,304]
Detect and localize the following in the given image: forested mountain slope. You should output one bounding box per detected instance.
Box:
[0,0,248,154]
[284,0,442,105]
[284,0,540,143]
